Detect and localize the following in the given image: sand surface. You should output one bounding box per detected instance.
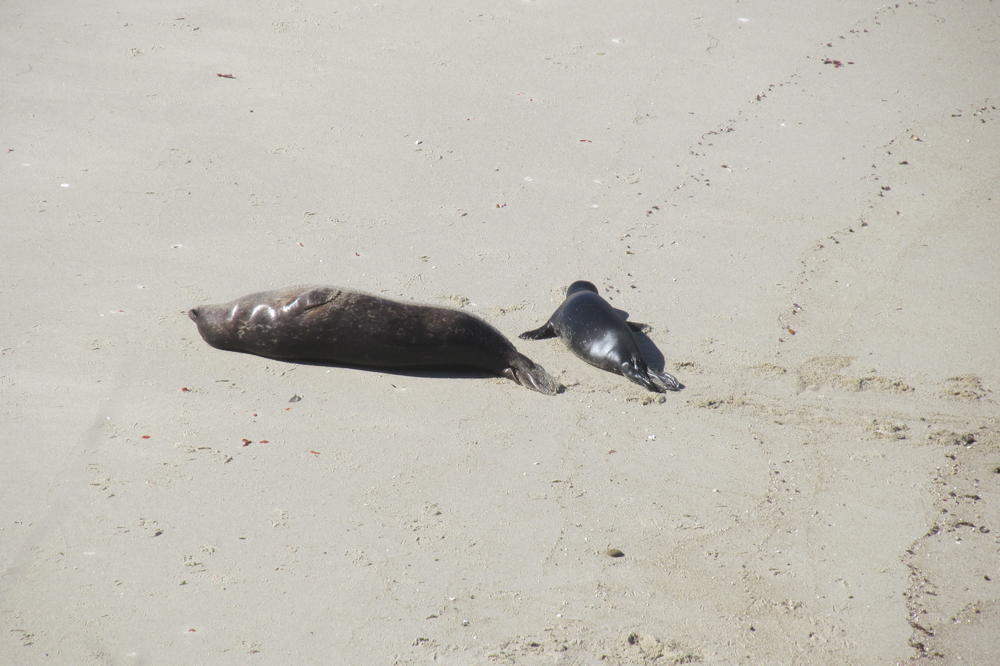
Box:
[2,1,999,663]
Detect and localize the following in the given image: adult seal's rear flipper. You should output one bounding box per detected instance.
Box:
[503,352,563,395]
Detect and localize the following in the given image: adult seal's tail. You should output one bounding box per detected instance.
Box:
[519,280,682,393]
[188,285,562,395]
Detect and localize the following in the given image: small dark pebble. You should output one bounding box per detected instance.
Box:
[607,548,625,558]
[289,394,302,403]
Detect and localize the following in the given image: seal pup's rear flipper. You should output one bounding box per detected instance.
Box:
[621,362,684,393]
[519,322,557,340]
[503,352,563,395]
[647,367,683,391]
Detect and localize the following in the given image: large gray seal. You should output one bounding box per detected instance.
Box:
[519,280,682,392]
[189,285,562,395]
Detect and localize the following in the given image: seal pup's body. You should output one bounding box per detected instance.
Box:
[189,285,562,395]
[520,281,681,392]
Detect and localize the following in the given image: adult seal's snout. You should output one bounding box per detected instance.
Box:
[520,281,682,393]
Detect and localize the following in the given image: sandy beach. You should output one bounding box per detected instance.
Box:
[2,1,998,663]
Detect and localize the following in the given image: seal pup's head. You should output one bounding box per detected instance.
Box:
[565,280,598,297]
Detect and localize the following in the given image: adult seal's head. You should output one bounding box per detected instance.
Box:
[519,281,682,392]
[188,285,562,395]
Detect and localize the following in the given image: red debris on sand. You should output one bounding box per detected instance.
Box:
[308,450,321,455]
[241,438,252,447]
[216,73,236,79]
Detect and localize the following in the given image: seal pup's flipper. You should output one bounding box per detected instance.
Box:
[503,352,563,395]
[621,362,684,393]
[647,367,683,391]
[519,322,557,340]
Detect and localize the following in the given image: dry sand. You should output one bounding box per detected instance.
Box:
[2,1,999,663]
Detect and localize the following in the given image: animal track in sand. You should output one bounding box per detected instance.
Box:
[902,420,1000,661]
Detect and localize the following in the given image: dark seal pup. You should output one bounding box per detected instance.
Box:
[188,285,562,395]
[519,280,682,392]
